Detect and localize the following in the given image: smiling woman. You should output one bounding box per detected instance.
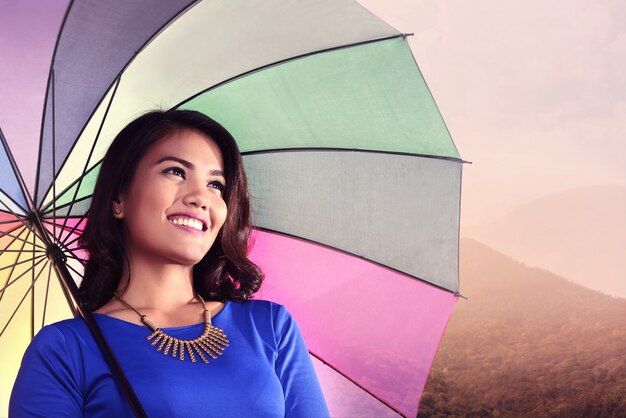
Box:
[9,110,329,417]
[79,110,258,311]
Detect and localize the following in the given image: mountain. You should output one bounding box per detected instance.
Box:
[418,238,626,417]
[462,184,626,299]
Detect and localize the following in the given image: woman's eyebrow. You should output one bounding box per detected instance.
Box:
[156,156,224,177]
[157,156,193,168]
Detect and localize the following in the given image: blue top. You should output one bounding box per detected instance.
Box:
[9,300,329,418]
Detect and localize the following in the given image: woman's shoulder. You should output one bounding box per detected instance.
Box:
[228,299,301,340]
[16,318,99,387]
[28,318,92,354]
[232,298,283,310]
[229,298,292,321]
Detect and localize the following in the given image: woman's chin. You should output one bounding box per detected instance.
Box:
[159,251,208,267]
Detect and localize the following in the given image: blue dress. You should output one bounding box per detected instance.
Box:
[9,300,329,418]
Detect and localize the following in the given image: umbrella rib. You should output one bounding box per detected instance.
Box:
[0,228,30,303]
[59,221,86,249]
[0,229,47,250]
[405,45,462,159]
[0,127,34,214]
[43,195,91,216]
[0,196,38,238]
[41,161,101,214]
[58,76,121,242]
[0,218,27,225]
[61,232,83,250]
[0,222,24,238]
[0,254,47,274]
[64,260,84,279]
[41,261,53,329]
[309,351,405,417]
[0,258,50,339]
[254,227,462,297]
[51,69,58,242]
[43,218,85,238]
[32,0,74,206]
[32,224,86,264]
[30,231,36,338]
[64,253,87,264]
[455,169,463,291]
[0,220,32,243]
[40,167,92,213]
[0,256,47,300]
[241,147,468,163]
[0,191,27,219]
[174,34,409,110]
[61,215,87,249]
[0,249,46,254]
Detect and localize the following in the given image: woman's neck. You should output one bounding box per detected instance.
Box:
[117,259,196,311]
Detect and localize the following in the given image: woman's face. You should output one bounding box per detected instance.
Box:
[115,128,228,266]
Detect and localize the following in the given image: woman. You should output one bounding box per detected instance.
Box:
[10,110,329,417]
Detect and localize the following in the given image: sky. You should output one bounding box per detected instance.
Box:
[358,0,626,225]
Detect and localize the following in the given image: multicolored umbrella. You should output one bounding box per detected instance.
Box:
[0,1,462,416]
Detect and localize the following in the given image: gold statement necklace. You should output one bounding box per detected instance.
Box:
[114,292,229,363]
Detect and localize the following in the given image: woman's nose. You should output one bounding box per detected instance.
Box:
[182,183,209,210]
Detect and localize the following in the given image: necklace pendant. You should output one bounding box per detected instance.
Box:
[143,324,228,363]
[150,332,164,347]
[163,337,175,355]
[114,292,228,364]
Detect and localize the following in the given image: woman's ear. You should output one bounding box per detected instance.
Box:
[112,197,124,219]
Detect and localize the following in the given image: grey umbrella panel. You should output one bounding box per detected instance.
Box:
[244,150,462,293]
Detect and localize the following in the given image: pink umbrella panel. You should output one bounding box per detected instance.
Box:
[251,230,458,416]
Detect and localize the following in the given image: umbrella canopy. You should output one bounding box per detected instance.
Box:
[0,1,462,416]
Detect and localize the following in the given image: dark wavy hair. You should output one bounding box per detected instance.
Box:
[79,109,263,312]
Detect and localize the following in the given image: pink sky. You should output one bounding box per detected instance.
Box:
[359,0,626,225]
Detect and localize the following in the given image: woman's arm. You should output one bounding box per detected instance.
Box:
[10,326,84,418]
[273,306,330,418]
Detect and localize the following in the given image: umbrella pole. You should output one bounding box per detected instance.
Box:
[30,213,148,418]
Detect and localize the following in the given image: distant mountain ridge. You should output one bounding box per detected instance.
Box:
[419,238,626,417]
[463,184,626,299]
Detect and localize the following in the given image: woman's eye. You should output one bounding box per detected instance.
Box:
[164,167,186,178]
[208,180,225,194]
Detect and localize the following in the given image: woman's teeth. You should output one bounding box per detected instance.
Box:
[169,217,204,231]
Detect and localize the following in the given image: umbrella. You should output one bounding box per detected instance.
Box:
[0,1,462,416]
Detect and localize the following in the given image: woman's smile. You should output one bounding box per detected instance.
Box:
[167,213,208,234]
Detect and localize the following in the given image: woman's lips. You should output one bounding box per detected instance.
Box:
[166,213,208,233]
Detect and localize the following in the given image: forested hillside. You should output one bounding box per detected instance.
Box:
[418,239,626,417]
